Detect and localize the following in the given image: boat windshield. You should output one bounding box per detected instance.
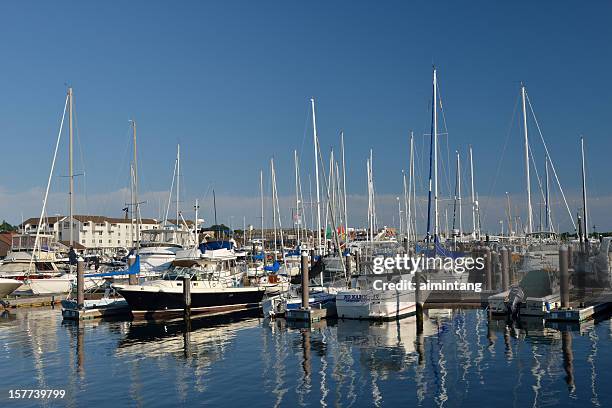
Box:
[161,267,215,282]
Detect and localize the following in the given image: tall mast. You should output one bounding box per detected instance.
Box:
[367,158,372,242]
[213,189,217,226]
[581,136,589,247]
[457,151,462,238]
[271,159,277,255]
[506,192,513,236]
[341,131,348,244]
[521,83,533,234]
[469,145,476,239]
[433,69,439,243]
[407,132,414,243]
[311,98,322,255]
[194,199,199,245]
[403,170,409,242]
[545,155,550,232]
[68,87,74,247]
[176,144,180,227]
[260,170,265,257]
[370,149,378,241]
[294,150,300,246]
[426,67,439,244]
[132,120,140,252]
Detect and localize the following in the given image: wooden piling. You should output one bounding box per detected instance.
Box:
[559,245,569,308]
[183,275,191,315]
[301,251,309,309]
[415,270,423,332]
[484,246,492,291]
[77,257,85,310]
[500,247,509,291]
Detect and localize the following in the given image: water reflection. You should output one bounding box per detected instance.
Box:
[0,308,611,407]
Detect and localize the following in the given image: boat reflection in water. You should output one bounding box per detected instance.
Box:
[1,307,611,407]
[117,310,261,360]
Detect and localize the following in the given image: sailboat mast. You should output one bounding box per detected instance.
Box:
[132,120,140,252]
[433,68,439,243]
[581,136,589,246]
[469,145,477,239]
[341,131,348,244]
[194,199,199,245]
[457,151,462,238]
[407,132,414,244]
[294,150,300,246]
[311,98,322,255]
[68,87,74,247]
[521,83,533,234]
[545,155,550,232]
[271,159,277,256]
[506,192,513,236]
[403,170,409,242]
[260,170,265,257]
[176,144,180,227]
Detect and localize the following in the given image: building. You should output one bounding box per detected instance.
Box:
[0,232,15,259]
[19,215,161,255]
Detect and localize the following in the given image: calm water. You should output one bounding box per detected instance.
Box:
[1,307,611,407]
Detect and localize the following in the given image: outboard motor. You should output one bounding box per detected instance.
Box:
[506,285,525,318]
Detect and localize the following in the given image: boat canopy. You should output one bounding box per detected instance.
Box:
[199,240,233,252]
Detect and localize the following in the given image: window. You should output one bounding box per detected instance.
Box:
[118,240,121,244]
[82,240,86,244]
[98,231,102,236]
[99,239,102,244]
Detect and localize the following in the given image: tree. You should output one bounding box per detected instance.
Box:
[0,220,16,232]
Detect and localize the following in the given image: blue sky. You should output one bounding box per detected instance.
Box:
[0,1,611,232]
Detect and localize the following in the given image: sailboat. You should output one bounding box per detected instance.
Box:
[0,88,80,295]
[139,144,196,273]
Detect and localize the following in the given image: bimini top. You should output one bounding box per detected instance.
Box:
[199,240,234,252]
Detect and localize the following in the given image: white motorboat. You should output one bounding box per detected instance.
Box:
[336,272,417,320]
[0,235,72,295]
[138,229,194,273]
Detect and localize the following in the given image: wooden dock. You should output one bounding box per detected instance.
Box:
[286,304,337,322]
[1,295,65,308]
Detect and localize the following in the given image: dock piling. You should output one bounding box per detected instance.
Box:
[301,251,309,309]
[559,245,569,308]
[183,275,191,315]
[484,246,492,291]
[500,247,509,291]
[77,257,85,310]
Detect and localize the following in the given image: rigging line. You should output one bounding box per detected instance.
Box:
[436,83,453,198]
[526,92,576,229]
[30,93,68,273]
[163,158,177,225]
[109,124,133,215]
[413,137,426,223]
[527,144,547,212]
[481,92,520,223]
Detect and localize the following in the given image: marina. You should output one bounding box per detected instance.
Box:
[2,2,612,407]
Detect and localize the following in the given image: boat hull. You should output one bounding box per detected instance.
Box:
[336,289,416,320]
[11,276,72,295]
[117,285,265,319]
[0,278,22,297]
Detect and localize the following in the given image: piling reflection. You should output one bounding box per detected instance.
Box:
[0,308,611,407]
